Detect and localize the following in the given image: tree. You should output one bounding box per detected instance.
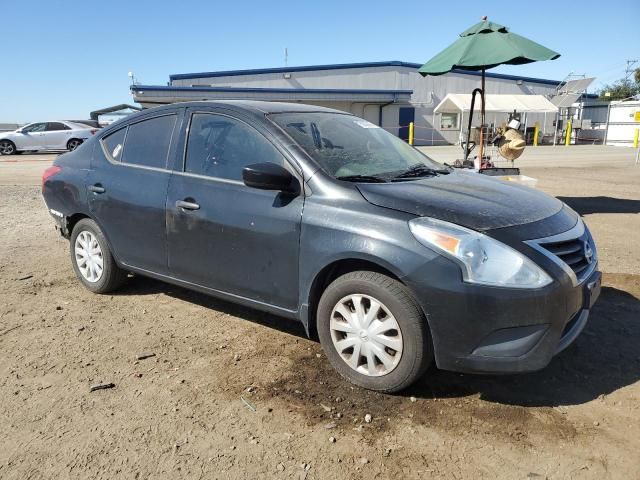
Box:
[598,68,640,101]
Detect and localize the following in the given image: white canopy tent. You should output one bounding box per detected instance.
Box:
[434,93,558,145]
[434,93,558,114]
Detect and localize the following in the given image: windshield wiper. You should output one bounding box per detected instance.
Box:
[336,174,387,183]
[391,164,450,181]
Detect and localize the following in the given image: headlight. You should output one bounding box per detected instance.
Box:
[409,217,552,289]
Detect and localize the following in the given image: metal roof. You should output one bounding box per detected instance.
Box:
[169,60,561,86]
[557,77,595,94]
[130,85,414,106]
[89,103,141,120]
[550,93,582,108]
[132,85,413,95]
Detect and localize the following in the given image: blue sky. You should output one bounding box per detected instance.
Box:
[2,0,638,122]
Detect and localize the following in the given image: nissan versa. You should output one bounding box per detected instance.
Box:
[41,101,601,392]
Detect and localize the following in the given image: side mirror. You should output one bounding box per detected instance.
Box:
[242,163,298,193]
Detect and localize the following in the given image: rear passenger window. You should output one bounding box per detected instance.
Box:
[121,115,177,169]
[185,113,283,180]
[46,122,70,131]
[102,127,127,161]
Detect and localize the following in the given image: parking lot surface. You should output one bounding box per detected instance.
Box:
[1,146,639,479]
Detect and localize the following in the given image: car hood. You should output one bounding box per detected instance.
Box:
[356,171,564,231]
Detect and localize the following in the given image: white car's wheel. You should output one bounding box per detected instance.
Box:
[67,139,83,151]
[0,140,16,155]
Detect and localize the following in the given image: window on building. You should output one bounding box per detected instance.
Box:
[120,115,177,169]
[184,113,283,181]
[440,113,459,130]
[101,127,127,161]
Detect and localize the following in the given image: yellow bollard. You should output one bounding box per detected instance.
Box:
[633,128,639,148]
[533,122,540,147]
[408,122,414,146]
[565,120,572,146]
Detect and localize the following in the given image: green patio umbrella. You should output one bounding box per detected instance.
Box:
[419,17,560,164]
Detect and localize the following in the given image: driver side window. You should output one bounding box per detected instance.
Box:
[23,123,46,133]
[184,113,283,181]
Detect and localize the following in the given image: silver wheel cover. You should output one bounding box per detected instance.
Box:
[330,294,403,376]
[74,231,104,283]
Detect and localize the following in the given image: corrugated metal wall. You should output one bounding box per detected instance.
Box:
[170,65,559,145]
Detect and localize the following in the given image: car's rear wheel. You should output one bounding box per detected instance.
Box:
[67,139,82,151]
[70,219,128,293]
[0,140,16,155]
[317,271,432,392]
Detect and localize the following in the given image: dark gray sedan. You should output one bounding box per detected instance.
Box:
[41,101,600,392]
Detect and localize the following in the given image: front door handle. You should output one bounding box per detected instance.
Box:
[176,199,200,211]
[88,184,105,194]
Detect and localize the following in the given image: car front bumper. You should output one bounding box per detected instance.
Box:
[404,254,601,374]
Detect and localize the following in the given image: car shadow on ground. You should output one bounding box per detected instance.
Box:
[558,196,640,215]
[116,275,309,339]
[116,276,640,408]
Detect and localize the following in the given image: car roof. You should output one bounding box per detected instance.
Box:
[148,100,350,115]
[100,101,353,136]
[201,100,348,114]
[62,121,92,129]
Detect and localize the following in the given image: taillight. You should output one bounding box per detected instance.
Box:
[42,165,62,187]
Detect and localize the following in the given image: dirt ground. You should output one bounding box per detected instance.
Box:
[1,146,639,479]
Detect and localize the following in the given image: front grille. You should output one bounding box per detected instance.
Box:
[539,234,595,283]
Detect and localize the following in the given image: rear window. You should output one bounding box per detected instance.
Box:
[102,127,127,161]
[46,122,70,131]
[120,115,177,169]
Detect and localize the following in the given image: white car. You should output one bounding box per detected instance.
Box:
[0,121,99,155]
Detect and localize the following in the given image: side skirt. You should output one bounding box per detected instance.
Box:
[122,262,303,323]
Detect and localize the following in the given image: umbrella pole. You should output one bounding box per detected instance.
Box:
[477,67,486,169]
[464,88,483,164]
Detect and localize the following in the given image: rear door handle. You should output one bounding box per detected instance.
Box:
[88,184,105,194]
[175,200,200,211]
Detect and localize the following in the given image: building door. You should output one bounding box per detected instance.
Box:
[398,107,415,141]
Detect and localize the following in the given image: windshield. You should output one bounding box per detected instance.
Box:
[269,112,446,180]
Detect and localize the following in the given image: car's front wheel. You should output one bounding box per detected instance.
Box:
[0,140,16,155]
[317,271,432,392]
[67,139,83,151]
[70,219,128,293]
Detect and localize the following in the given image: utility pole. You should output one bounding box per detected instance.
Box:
[284,48,288,67]
[624,59,638,84]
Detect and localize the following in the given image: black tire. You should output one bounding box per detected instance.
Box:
[67,139,83,151]
[317,271,432,392]
[70,219,128,293]
[0,140,16,155]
